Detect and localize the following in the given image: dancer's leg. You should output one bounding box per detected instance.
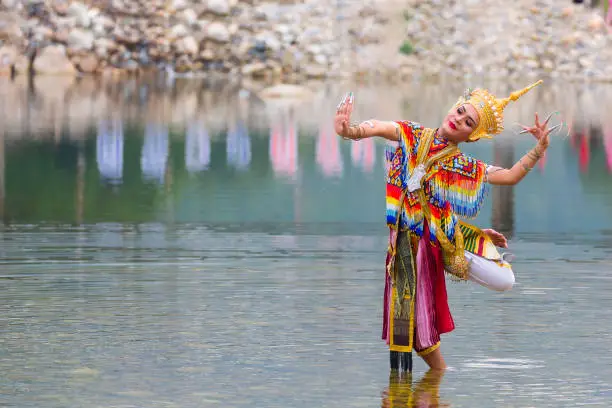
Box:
[420,347,447,371]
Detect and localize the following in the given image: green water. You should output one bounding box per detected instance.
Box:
[1,77,611,407]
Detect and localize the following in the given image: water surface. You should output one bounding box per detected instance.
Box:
[1,77,612,407]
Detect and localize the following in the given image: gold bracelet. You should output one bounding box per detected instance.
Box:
[527,149,540,161]
[519,158,532,173]
[346,124,364,140]
[534,146,544,157]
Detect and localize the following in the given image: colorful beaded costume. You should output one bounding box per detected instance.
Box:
[382,81,543,358]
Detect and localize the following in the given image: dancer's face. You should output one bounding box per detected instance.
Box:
[439,104,480,143]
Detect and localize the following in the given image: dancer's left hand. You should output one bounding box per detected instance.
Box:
[520,112,555,150]
[482,228,508,248]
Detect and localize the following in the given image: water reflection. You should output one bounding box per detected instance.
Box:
[0,78,611,234]
[185,120,211,173]
[96,118,124,184]
[269,105,299,180]
[491,140,515,239]
[569,121,612,174]
[316,113,344,178]
[0,122,5,220]
[2,77,612,407]
[141,123,169,184]
[381,370,448,408]
[351,137,376,173]
[227,117,251,171]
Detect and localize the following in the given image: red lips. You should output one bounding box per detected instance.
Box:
[448,121,457,130]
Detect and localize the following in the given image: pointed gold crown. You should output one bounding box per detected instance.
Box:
[454,80,543,142]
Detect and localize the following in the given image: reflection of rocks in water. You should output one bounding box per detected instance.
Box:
[96,119,124,185]
[2,77,612,142]
[381,370,447,408]
[269,107,298,179]
[316,118,343,178]
[226,119,251,171]
[185,120,211,173]
[141,123,169,184]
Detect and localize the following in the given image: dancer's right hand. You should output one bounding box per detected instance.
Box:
[334,92,354,137]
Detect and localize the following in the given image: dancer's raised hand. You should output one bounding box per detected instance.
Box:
[520,112,560,151]
[334,92,354,138]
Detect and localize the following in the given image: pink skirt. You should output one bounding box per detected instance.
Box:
[382,223,454,353]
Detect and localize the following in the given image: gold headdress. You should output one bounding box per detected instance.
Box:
[454,80,543,142]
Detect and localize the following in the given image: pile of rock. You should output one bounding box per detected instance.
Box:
[1,0,610,82]
[401,0,612,82]
[0,0,394,80]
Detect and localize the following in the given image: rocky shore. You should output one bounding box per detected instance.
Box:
[0,0,611,82]
[0,0,398,81]
[401,0,612,82]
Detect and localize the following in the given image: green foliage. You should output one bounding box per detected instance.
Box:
[399,41,414,55]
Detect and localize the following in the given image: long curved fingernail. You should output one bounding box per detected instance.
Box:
[336,93,348,109]
[349,92,354,103]
[543,111,559,125]
[549,124,562,133]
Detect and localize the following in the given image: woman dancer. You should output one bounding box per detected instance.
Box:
[335,81,556,371]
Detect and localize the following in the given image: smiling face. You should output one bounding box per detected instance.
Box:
[439,103,480,143]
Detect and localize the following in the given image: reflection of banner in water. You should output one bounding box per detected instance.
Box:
[605,124,612,172]
[227,120,251,170]
[579,130,590,173]
[568,119,590,174]
[185,121,211,173]
[316,121,343,178]
[0,126,4,219]
[269,109,298,179]
[96,118,124,184]
[141,123,169,184]
[568,120,612,174]
[351,137,376,173]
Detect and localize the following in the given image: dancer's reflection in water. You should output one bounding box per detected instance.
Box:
[316,113,344,178]
[96,118,124,185]
[141,122,169,184]
[185,120,211,173]
[381,369,449,408]
[269,105,298,180]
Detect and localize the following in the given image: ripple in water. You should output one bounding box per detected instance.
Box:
[463,358,545,370]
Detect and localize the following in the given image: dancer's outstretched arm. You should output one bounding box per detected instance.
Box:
[487,112,554,186]
[334,92,398,142]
